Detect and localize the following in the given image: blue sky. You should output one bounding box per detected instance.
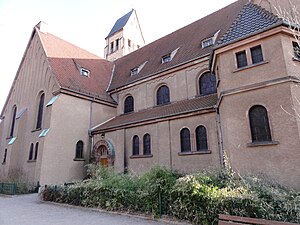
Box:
[0,0,236,111]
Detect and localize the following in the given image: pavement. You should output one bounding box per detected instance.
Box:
[0,194,190,225]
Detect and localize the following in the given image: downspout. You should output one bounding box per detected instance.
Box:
[168,120,173,170]
[88,98,94,163]
[216,107,224,166]
[124,129,128,173]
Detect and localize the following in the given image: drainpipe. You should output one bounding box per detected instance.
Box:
[168,120,173,170]
[216,108,224,166]
[124,129,127,173]
[88,99,94,163]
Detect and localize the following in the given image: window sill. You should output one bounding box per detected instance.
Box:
[178,150,211,156]
[31,128,42,133]
[247,141,279,147]
[130,154,153,159]
[27,160,36,163]
[233,60,269,73]
[73,158,85,161]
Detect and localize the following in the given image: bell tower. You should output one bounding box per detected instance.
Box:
[104,9,145,61]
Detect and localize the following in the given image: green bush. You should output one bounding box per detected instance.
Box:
[41,166,300,224]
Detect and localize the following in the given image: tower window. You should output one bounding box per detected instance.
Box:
[128,39,131,47]
[110,42,114,53]
[116,39,119,50]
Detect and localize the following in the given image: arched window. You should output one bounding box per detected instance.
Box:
[180,128,191,152]
[143,134,151,155]
[196,126,208,151]
[2,149,7,164]
[249,105,272,142]
[124,96,134,113]
[75,141,84,159]
[9,106,17,138]
[36,93,45,129]
[29,143,34,161]
[156,85,170,105]
[34,142,39,160]
[199,72,217,96]
[132,135,139,155]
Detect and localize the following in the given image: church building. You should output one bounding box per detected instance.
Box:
[1,0,300,189]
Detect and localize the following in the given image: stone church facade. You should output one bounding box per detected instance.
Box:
[1,0,300,189]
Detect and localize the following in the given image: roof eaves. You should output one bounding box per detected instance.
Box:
[94,106,216,133]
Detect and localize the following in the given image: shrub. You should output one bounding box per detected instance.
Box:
[41,166,300,224]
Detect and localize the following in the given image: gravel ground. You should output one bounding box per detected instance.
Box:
[0,194,190,225]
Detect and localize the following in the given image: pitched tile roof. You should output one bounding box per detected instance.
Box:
[217,2,281,46]
[106,9,134,38]
[107,0,249,91]
[37,29,115,103]
[92,94,218,133]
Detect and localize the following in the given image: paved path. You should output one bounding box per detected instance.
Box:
[0,194,187,225]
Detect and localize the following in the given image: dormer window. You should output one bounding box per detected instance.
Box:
[202,38,213,48]
[201,30,220,49]
[130,61,147,76]
[161,47,180,64]
[80,68,90,77]
[131,67,139,76]
[162,54,172,63]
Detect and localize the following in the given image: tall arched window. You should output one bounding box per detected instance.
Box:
[29,143,34,160]
[2,149,7,164]
[180,128,191,152]
[249,105,272,142]
[124,96,134,113]
[34,142,39,160]
[9,106,17,138]
[199,72,217,96]
[132,135,139,155]
[143,134,151,155]
[36,93,45,129]
[196,126,208,151]
[75,141,84,159]
[156,85,170,105]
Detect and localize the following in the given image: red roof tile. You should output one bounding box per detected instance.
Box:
[37,29,115,103]
[92,94,218,133]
